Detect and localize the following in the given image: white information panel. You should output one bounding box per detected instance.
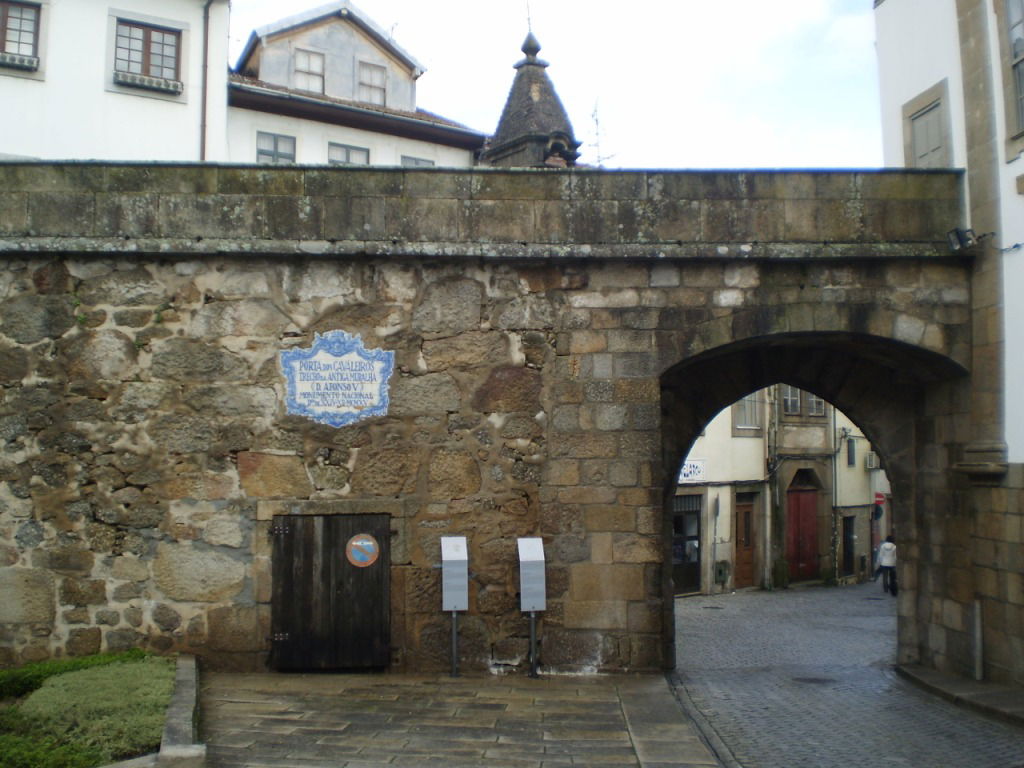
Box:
[517,537,546,612]
[441,536,469,612]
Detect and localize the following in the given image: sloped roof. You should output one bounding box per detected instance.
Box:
[235,1,425,77]
[488,33,579,156]
[228,74,486,151]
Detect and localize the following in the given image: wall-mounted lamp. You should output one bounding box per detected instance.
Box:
[947,227,978,252]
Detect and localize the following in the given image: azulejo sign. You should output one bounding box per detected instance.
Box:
[280,330,395,428]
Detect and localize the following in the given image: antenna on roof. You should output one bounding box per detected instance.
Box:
[526,0,532,32]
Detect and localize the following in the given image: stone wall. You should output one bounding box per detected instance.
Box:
[3,162,1014,681]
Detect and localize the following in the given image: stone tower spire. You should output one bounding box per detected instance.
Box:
[480,33,581,167]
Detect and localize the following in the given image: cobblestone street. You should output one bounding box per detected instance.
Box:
[673,583,1024,768]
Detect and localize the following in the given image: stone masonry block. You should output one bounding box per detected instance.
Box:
[0,568,55,624]
[570,563,645,601]
[28,192,95,236]
[238,453,312,499]
[564,600,628,630]
[461,200,534,243]
[217,167,304,196]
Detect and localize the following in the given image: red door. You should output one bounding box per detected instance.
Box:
[786,489,818,582]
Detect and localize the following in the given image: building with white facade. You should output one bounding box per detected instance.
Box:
[675,387,891,595]
[0,1,485,165]
[875,0,1024,465]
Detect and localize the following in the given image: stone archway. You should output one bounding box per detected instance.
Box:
[660,332,969,669]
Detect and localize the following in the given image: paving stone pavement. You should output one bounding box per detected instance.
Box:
[201,670,720,767]
[673,582,1024,768]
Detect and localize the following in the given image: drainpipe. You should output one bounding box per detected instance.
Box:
[200,0,215,161]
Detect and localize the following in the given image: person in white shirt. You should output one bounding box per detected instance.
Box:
[877,535,897,596]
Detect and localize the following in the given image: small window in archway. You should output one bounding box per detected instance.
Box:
[782,385,801,415]
[847,438,856,466]
[808,393,826,416]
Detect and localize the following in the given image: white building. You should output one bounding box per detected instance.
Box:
[0,0,485,165]
[676,387,891,595]
[875,0,1024,464]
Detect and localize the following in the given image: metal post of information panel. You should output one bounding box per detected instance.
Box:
[529,611,538,678]
[450,610,459,677]
[518,537,546,679]
[441,536,468,679]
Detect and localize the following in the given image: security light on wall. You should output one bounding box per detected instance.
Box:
[947,227,978,252]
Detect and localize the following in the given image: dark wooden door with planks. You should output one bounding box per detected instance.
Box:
[271,514,390,670]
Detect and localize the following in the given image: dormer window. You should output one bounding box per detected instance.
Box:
[294,49,323,94]
[357,61,385,105]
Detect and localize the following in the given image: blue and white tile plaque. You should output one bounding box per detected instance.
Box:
[280,330,394,428]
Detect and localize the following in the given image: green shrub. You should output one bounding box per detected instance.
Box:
[0,648,146,699]
[0,653,174,768]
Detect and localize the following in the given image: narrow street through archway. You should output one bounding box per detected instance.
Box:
[673,584,1024,768]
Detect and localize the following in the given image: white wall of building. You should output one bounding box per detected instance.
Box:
[1,0,230,161]
[226,107,476,167]
[876,0,1024,462]
[875,0,966,167]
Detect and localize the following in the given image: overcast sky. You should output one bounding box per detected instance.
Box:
[228,0,883,170]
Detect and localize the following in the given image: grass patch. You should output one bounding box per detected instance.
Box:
[0,653,175,768]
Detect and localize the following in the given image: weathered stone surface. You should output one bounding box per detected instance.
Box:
[66,627,101,656]
[413,279,482,335]
[77,267,165,307]
[389,373,461,416]
[150,338,248,381]
[422,332,508,370]
[152,543,245,602]
[207,605,265,652]
[428,449,481,500]
[472,367,542,413]
[112,556,149,582]
[350,443,419,496]
[152,603,182,632]
[0,294,75,343]
[61,329,138,381]
[192,299,293,338]
[0,344,30,382]
[238,453,312,499]
[59,578,107,607]
[31,546,94,575]
[0,568,54,624]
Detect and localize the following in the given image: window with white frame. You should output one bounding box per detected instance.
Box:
[294,49,324,94]
[1010,0,1024,132]
[0,1,39,70]
[114,19,181,92]
[358,61,386,105]
[734,393,762,430]
[401,155,434,167]
[807,393,826,417]
[782,385,801,416]
[257,131,295,164]
[846,438,856,467]
[328,142,369,166]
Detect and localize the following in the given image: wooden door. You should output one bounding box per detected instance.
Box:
[786,490,818,582]
[734,496,755,588]
[271,514,390,670]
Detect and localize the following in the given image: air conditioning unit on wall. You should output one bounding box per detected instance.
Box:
[865,451,880,470]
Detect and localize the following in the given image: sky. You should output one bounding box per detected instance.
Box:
[227,0,884,170]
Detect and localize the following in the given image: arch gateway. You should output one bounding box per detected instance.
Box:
[0,162,1019,686]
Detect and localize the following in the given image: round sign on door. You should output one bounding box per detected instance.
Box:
[346,533,380,568]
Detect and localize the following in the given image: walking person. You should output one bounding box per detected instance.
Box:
[877,535,897,596]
